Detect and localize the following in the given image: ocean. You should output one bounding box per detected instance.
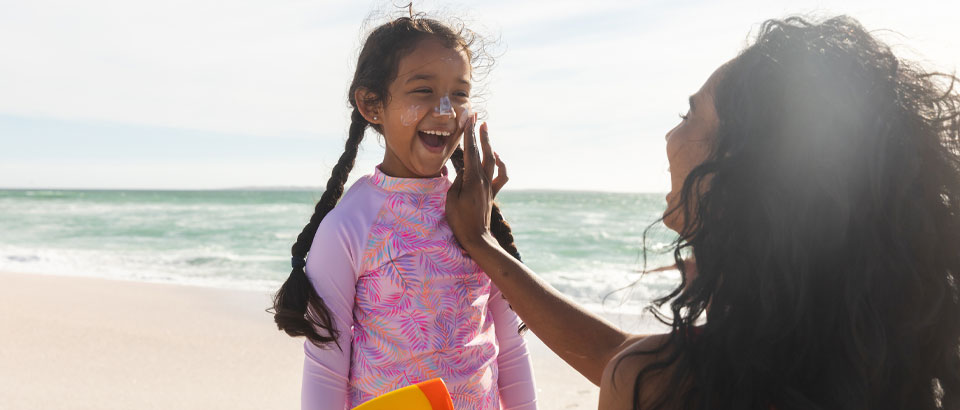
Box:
[0,189,682,314]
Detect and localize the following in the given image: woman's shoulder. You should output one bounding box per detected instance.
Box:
[599,333,675,410]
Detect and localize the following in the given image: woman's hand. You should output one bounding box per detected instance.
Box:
[446,115,637,386]
[446,115,507,250]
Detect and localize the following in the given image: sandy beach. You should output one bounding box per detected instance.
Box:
[0,271,666,409]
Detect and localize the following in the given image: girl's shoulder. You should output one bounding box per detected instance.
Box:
[314,174,387,241]
[340,172,377,199]
[325,174,386,216]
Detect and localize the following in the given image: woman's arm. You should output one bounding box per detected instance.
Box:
[466,236,643,385]
[446,119,644,385]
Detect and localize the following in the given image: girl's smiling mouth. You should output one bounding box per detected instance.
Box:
[418,129,452,153]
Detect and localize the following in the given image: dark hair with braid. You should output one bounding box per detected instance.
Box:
[630,16,960,410]
[272,15,525,347]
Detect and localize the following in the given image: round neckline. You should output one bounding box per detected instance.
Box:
[369,165,451,194]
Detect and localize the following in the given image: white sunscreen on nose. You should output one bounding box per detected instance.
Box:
[434,95,454,116]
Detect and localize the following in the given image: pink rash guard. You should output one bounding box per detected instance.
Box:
[301,166,537,410]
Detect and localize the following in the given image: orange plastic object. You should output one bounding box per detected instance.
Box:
[352,378,455,410]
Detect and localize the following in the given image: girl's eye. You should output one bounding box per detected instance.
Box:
[679,112,689,121]
[454,91,469,98]
[413,88,432,94]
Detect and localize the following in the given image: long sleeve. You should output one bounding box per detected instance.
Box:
[490,283,538,409]
[300,201,367,410]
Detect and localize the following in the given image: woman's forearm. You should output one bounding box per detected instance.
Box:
[445,120,640,384]
[468,234,633,385]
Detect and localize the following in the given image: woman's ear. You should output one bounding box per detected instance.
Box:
[354,88,382,125]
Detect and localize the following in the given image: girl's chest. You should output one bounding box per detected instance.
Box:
[356,192,490,308]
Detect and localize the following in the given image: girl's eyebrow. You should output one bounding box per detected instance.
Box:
[404,73,471,87]
[688,95,696,113]
[405,73,434,84]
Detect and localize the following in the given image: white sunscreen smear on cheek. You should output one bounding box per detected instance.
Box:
[400,104,423,126]
[458,105,473,129]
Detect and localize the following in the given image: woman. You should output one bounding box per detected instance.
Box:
[447,16,960,409]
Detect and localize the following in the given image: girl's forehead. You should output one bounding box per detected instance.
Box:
[395,39,471,81]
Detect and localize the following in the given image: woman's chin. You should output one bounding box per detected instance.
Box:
[662,212,682,234]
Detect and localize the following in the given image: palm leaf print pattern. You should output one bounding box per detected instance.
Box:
[349,168,501,409]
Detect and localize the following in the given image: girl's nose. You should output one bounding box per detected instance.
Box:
[432,95,455,118]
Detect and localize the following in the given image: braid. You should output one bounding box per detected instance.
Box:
[452,147,527,332]
[489,206,522,261]
[272,109,367,347]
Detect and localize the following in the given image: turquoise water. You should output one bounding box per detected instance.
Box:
[0,189,681,312]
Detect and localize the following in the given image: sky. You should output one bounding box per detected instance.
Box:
[1,0,957,192]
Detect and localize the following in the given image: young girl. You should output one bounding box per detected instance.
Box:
[272,16,537,410]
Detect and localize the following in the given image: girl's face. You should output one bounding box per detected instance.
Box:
[376,39,472,178]
[663,65,723,233]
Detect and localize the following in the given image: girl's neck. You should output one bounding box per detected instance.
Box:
[371,164,450,195]
[378,157,443,179]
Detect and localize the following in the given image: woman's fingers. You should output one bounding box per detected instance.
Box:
[445,113,495,250]
[461,113,482,184]
[479,122,496,182]
[492,152,508,197]
[449,163,464,194]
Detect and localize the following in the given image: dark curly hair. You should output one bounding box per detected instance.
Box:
[634,16,960,409]
[271,15,523,347]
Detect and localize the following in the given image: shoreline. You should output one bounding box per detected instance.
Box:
[0,271,668,409]
[0,265,668,317]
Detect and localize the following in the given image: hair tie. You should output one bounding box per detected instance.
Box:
[291,257,306,269]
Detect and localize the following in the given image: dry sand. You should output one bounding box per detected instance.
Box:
[0,272,667,409]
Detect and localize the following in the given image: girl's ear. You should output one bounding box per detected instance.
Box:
[355,88,382,125]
